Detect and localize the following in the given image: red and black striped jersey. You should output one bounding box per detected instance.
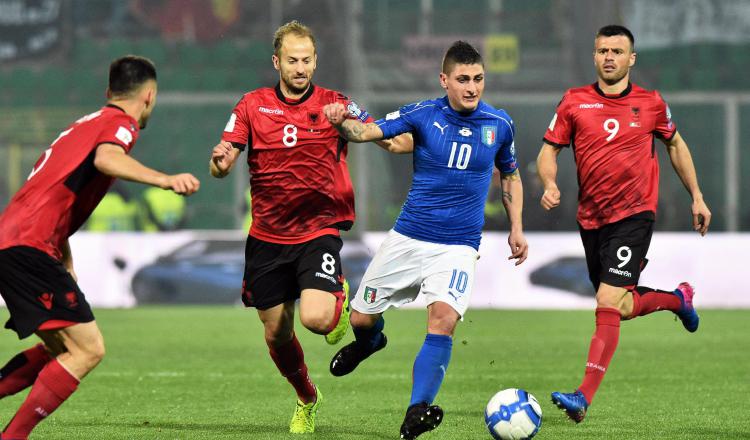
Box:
[0,105,139,260]
[544,82,676,229]
[222,83,372,244]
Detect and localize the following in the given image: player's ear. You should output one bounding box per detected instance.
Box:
[272,54,280,71]
[629,51,636,68]
[105,87,113,99]
[439,72,448,90]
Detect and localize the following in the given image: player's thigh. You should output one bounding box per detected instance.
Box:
[597,216,655,288]
[242,237,299,309]
[350,230,424,314]
[37,321,104,358]
[421,244,479,318]
[0,246,95,340]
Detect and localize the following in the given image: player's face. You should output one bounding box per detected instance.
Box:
[139,80,157,129]
[593,35,635,85]
[273,34,317,97]
[440,63,485,112]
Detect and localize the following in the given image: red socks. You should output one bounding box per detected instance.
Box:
[325,289,346,334]
[2,359,79,439]
[0,344,51,398]
[630,286,681,318]
[268,334,316,403]
[578,308,621,404]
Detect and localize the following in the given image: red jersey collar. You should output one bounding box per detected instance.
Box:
[275,82,315,105]
[105,103,127,113]
[593,82,632,99]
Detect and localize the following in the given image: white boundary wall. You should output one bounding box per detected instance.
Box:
[1,231,746,309]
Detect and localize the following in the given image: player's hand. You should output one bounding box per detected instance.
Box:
[691,197,711,236]
[323,103,348,126]
[165,173,200,196]
[211,141,234,174]
[507,230,528,266]
[540,185,561,210]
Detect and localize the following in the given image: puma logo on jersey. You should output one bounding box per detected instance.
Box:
[433,121,448,134]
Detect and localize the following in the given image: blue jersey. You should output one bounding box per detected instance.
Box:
[376,96,517,249]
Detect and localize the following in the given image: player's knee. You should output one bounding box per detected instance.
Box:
[79,338,106,371]
[299,310,330,334]
[350,310,377,329]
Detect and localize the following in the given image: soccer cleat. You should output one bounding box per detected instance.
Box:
[289,386,322,434]
[551,390,589,423]
[674,282,699,333]
[399,403,443,439]
[329,333,387,377]
[325,279,350,345]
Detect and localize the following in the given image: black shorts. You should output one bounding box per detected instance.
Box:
[242,234,345,310]
[579,212,654,291]
[0,246,95,339]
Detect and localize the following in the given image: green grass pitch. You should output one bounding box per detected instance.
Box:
[1,307,748,439]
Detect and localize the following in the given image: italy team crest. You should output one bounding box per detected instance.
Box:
[481,125,497,146]
[364,286,377,304]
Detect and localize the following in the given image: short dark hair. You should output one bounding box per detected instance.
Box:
[108,55,157,97]
[596,25,635,50]
[442,41,483,74]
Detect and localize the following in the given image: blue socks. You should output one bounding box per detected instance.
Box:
[409,333,453,406]
[353,316,385,351]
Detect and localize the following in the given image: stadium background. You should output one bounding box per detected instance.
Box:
[2,0,749,234]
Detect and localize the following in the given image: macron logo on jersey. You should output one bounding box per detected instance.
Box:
[258,106,284,115]
[579,103,604,109]
[115,126,133,146]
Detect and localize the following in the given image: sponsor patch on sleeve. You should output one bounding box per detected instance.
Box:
[224,113,237,132]
[115,126,133,146]
[385,110,401,120]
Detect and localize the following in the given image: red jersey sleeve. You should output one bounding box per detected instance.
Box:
[652,91,677,141]
[96,114,139,153]
[543,91,573,148]
[222,94,252,150]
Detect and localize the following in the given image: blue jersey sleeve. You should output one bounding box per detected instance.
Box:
[494,117,518,174]
[375,102,423,139]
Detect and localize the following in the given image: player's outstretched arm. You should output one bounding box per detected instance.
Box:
[323,103,385,142]
[536,143,562,210]
[210,140,242,178]
[375,133,414,154]
[94,143,200,195]
[501,169,528,265]
[663,131,711,235]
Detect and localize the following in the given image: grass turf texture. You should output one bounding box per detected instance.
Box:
[1,308,748,439]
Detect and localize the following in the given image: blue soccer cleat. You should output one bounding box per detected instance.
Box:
[674,282,699,333]
[551,390,589,423]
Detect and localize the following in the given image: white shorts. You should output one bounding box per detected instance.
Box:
[351,230,479,317]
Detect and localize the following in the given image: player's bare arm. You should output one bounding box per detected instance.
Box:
[501,169,528,265]
[375,133,414,154]
[94,143,200,195]
[210,140,242,178]
[662,131,712,235]
[323,103,385,142]
[536,143,562,210]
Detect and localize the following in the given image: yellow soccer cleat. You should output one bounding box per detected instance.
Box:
[325,279,350,345]
[289,387,322,434]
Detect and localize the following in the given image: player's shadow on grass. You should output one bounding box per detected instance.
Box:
[64,420,394,438]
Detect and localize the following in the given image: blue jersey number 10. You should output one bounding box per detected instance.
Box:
[447,142,472,169]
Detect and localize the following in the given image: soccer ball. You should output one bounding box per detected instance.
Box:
[485,388,542,440]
